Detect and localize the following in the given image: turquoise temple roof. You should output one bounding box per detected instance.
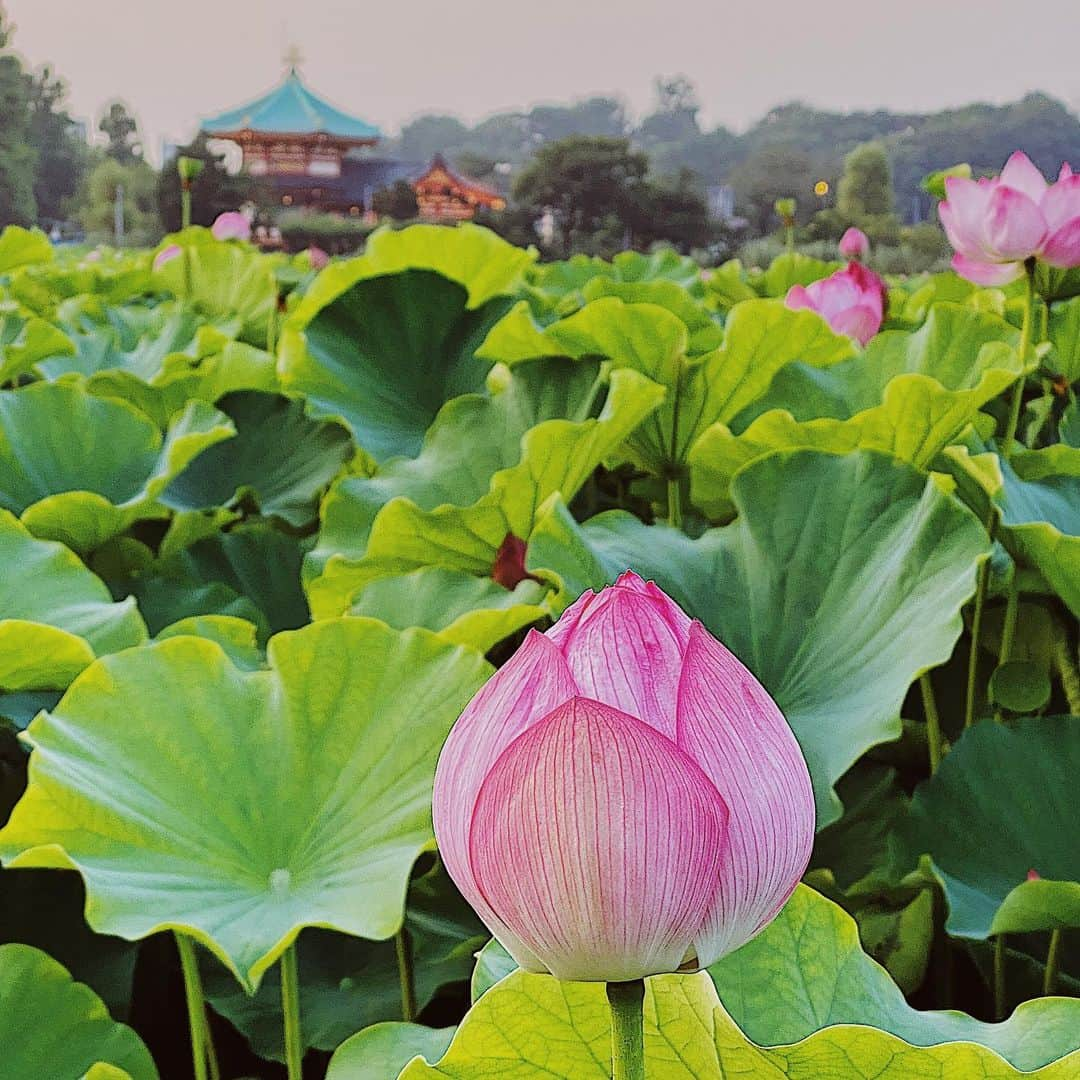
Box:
[202,68,380,143]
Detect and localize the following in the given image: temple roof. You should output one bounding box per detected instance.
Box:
[202,68,380,144]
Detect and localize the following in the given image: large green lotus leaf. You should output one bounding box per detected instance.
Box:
[1047,293,1080,384]
[690,307,1024,518]
[478,296,852,475]
[280,270,514,461]
[328,1025,457,1080]
[943,442,1080,616]
[174,524,310,635]
[155,241,276,346]
[741,303,1021,427]
[306,357,651,576]
[203,861,485,1061]
[581,278,724,353]
[0,944,156,1080]
[307,368,662,617]
[528,450,989,824]
[759,252,843,297]
[395,967,1080,1079]
[0,511,147,691]
[0,312,74,383]
[709,883,1080,1067]
[905,717,1080,939]
[160,391,352,527]
[156,614,264,670]
[0,225,53,274]
[0,619,492,989]
[351,569,548,653]
[0,383,234,553]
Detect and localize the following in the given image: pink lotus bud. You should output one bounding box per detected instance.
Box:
[939,152,1080,285]
[839,227,870,260]
[152,244,182,271]
[1027,869,1041,881]
[307,245,330,269]
[491,533,539,590]
[785,262,886,346]
[432,571,814,982]
[211,211,252,242]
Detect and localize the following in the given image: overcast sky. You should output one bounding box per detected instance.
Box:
[7,0,1080,161]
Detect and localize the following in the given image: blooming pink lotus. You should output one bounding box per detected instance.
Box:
[432,571,814,983]
[839,226,870,260]
[785,262,886,345]
[152,244,181,271]
[211,211,251,242]
[939,152,1080,285]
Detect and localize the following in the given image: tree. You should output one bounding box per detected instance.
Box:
[98,101,141,163]
[837,142,895,219]
[512,135,648,255]
[156,133,260,231]
[396,115,470,161]
[26,64,87,223]
[729,144,819,235]
[638,76,702,147]
[0,7,36,226]
[77,156,159,244]
[632,169,712,253]
[371,179,418,220]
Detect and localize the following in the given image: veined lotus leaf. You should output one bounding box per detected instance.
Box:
[202,861,484,1061]
[739,302,1021,426]
[906,717,1080,940]
[0,312,74,384]
[0,943,156,1080]
[154,240,276,346]
[155,614,264,670]
[306,367,662,618]
[1047,293,1080,384]
[477,296,852,476]
[280,270,515,462]
[160,391,353,527]
[759,251,843,297]
[943,442,1080,616]
[0,510,147,691]
[394,965,1080,1079]
[526,450,989,825]
[0,383,235,553]
[327,1025,456,1080]
[0,619,492,990]
[703,259,758,311]
[306,356,651,576]
[0,225,53,274]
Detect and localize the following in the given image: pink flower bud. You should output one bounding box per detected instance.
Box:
[307,245,330,269]
[785,262,886,345]
[211,211,252,243]
[432,571,814,982]
[152,244,182,271]
[839,227,870,260]
[939,152,1080,284]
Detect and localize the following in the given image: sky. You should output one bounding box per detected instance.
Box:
[6,0,1080,162]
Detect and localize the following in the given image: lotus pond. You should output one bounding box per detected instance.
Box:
[0,200,1079,1079]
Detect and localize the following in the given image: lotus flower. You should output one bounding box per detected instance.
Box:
[307,245,330,269]
[785,261,886,345]
[432,571,814,983]
[939,152,1080,285]
[211,211,251,242]
[153,244,182,270]
[839,226,869,260]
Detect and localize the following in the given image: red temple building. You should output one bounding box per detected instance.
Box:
[201,60,505,221]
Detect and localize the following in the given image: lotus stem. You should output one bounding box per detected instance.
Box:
[919,673,943,773]
[175,933,211,1080]
[666,477,682,530]
[181,185,192,231]
[1052,637,1080,715]
[607,979,646,1080]
[993,576,1021,722]
[1044,929,1063,996]
[994,934,1007,1020]
[964,559,991,729]
[1001,263,1036,462]
[395,927,418,1022]
[280,943,304,1080]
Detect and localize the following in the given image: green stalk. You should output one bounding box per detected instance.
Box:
[666,477,682,530]
[965,264,1037,729]
[993,575,1021,722]
[1052,637,1080,715]
[280,943,304,1080]
[994,934,1007,1020]
[395,928,418,1022]
[919,673,943,773]
[1044,929,1062,996]
[785,225,795,253]
[175,933,210,1080]
[607,980,645,1080]
[181,184,192,231]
